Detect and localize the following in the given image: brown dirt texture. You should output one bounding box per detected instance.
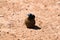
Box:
[0,0,60,40]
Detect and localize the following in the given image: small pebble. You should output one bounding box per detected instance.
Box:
[17,39,20,40]
[58,14,60,16]
[7,32,9,34]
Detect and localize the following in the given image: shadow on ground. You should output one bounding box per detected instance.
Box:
[27,25,41,30]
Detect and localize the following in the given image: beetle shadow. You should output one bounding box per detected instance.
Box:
[27,25,41,30]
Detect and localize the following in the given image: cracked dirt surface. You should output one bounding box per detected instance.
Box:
[0,0,60,40]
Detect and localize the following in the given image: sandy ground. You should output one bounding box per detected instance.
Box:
[0,0,60,40]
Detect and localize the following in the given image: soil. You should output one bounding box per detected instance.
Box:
[0,0,60,40]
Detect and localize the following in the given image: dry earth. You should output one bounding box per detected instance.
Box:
[0,0,60,40]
